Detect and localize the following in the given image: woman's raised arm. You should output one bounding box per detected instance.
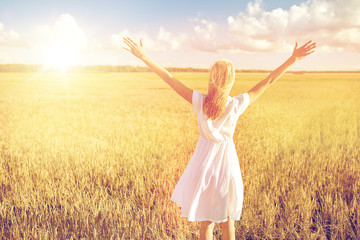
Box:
[247,40,316,105]
[123,37,193,103]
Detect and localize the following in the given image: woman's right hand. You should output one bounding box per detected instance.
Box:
[123,37,147,60]
[290,40,317,62]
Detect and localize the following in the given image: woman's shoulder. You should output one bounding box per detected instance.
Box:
[193,90,206,102]
[229,92,250,114]
[193,90,205,97]
[230,92,249,103]
[192,90,206,114]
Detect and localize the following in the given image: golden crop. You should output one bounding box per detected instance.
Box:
[0,72,359,239]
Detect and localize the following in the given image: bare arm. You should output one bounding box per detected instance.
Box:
[248,40,316,105]
[123,37,193,103]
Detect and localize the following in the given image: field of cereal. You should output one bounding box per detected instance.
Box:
[0,72,359,239]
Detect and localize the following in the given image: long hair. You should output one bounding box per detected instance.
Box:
[203,59,235,120]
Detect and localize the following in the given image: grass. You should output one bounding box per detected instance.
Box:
[0,72,359,239]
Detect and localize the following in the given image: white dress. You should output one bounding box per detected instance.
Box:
[171,90,250,223]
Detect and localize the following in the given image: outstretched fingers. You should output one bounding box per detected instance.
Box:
[123,37,136,49]
[291,40,316,60]
[123,38,139,56]
[300,50,315,57]
[305,44,316,55]
[302,41,316,51]
[304,40,313,46]
[123,36,146,59]
[122,46,132,52]
[306,43,317,52]
[125,37,137,46]
[299,41,316,55]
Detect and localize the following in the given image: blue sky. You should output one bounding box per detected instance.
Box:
[1,0,360,70]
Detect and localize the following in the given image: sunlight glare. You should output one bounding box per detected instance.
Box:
[44,44,77,72]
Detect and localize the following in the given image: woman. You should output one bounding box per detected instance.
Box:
[123,37,316,240]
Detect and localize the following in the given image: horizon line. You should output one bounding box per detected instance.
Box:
[0,63,359,73]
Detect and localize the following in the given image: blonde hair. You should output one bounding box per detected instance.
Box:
[203,59,235,120]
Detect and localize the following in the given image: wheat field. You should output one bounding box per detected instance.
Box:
[0,72,359,239]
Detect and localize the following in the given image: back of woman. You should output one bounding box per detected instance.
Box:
[170,59,251,224]
[123,36,316,240]
[193,89,249,143]
[171,88,250,224]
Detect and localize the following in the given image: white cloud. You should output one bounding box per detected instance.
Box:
[0,22,22,47]
[177,0,360,53]
[247,0,262,16]
[225,0,360,52]
[110,27,187,52]
[193,19,217,40]
[157,27,187,50]
[109,0,360,54]
[34,13,87,49]
[187,17,225,52]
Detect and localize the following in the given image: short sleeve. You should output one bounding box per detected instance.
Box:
[234,92,250,116]
[192,90,203,114]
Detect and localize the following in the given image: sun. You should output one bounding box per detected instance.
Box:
[43,44,76,72]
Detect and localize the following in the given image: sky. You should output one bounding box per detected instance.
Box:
[0,0,360,70]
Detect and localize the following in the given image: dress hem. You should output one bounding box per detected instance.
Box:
[171,198,241,223]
